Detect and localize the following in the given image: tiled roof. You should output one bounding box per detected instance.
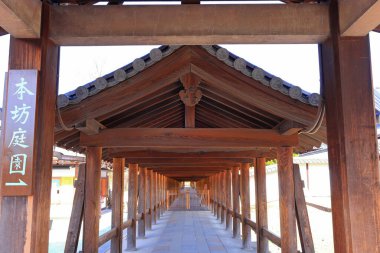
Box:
[57,45,322,109]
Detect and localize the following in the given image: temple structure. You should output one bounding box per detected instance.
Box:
[0,1,379,253]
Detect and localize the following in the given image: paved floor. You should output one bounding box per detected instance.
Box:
[115,189,257,253]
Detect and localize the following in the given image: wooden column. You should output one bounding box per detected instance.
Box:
[232,166,240,238]
[320,3,380,252]
[255,158,268,253]
[152,172,157,224]
[111,158,125,253]
[216,173,221,220]
[127,164,138,251]
[220,171,226,224]
[241,163,251,249]
[83,147,102,252]
[277,147,297,253]
[146,169,152,230]
[0,4,59,252]
[225,169,232,230]
[138,167,146,238]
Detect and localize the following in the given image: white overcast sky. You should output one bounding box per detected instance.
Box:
[0,32,379,106]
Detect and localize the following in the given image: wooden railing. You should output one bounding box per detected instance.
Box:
[209,199,284,251]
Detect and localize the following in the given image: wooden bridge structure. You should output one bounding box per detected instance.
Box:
[0,0,379,253]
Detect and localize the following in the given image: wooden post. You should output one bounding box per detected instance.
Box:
[146,169,152,230]
[0,4,59,252]
[232,166,241,238]
[127,164,138,251]
[321,3,380,252]
[138,167,146,238]
[220,171,226,224]
[65,163,86,253]
[83,147,102,252]
[111,158,125,253]
[277,147,297,253]
[152,171,157,224]
[241,163,251,249]
[226,169,232,230]
[294,164,315,253]
[216,173,221,220]
[255,158,268,253]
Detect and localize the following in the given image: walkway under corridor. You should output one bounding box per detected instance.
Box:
[114,189,253,253]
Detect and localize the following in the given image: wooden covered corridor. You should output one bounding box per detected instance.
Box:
[0,1,380,253]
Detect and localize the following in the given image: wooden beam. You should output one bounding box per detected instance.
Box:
[127,164,138,251]
[49,4,329,45]
[339,0,380,36]
[111,158,125,253]
[83,147,102,252]
[232,166,241,238]
[277,147,297,253]
[255,158,268,253]
[80,128,298,148]
[0,26,7,36]
[109,150,274,159]
[240,163,251,249]
[293,164,315,253]
[137,167,146,238]
[0,4,59,252]
[65,164,85,253]
[321,4,380,251]
[0,0,41,38]
[126,158,252,164]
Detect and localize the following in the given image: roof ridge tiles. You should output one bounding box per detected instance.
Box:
[57,44,322,109]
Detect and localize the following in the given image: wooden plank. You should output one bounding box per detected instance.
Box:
[137,167,146,238]
[293,164,314,253]
[255,158,268,253]
[232,166,240,238]
[225,169,232,230]
[0,0,41,38]
[320,6,380,252]
[64,164,86,253]
[339,0,380,36]
[127,164,138,251]
[111,158,125,253]
[0,4,59,252]
[240,163,251,249]
[83,147,102,253]
[80,128,298,148]
[277,147,297,253]
[49,4,329,45]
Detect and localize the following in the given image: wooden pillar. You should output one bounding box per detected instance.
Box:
[152,172,157,224]
[220,171,226,224]
[277,147,297,253]
[0,4,59,252]
[255,158,268,253]
[138,167,146,238]
[83,147,102,252]
[127,164,138,251]
[111,158,125,253]
[225,169,232,230]
[216,173,221,220]
[320,3,380,252]
[240,163,251,249]
[232,166,241,238]
[146,169,152,230]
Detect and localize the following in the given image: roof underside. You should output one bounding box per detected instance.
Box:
[55,45,326,180]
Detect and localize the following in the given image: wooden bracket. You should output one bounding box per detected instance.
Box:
[179,73,202,106]
[75,119,106,135]
[275,120,305,135]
